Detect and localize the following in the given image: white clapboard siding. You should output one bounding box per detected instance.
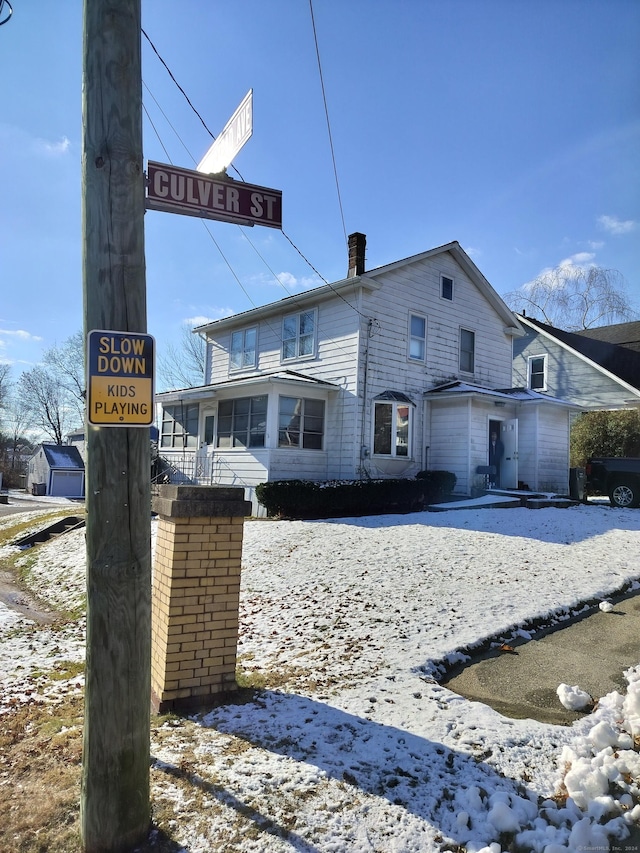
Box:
[427,399,471,493]
[514,332,639,409]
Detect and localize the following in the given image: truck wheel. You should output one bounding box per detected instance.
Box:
[609,480,639,508]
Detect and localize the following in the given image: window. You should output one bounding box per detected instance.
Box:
[441,275,454,301]
[373,401,412,457]
[282,310,316,360]
[203,415,215,445]
[230,326,257,370]
[529,355,547,390]
[409,314,426,361]
[459,328,475,373]
[217,396,267,448]
[278,396,325,449]
[161,403,199,449]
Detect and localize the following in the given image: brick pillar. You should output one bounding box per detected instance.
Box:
[150,485,251,714]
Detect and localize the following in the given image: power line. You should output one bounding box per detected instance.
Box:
[308,0,348,247]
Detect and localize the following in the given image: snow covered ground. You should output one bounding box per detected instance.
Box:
[1,503,639,852]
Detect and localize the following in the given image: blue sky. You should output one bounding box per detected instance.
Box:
[1,0,638,382]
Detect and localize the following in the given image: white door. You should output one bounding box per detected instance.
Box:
[500,419,518,489]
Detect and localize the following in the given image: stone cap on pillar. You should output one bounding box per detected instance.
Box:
[152,484,251,519]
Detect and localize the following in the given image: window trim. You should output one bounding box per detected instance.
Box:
[277,395,325,450]
[440,274,454,301]
[281,308,317,362]
[229,325,257,372]
[372,399,413,459]
[528,354,548,391]
[459,327,475,374]
[408,312,427,362]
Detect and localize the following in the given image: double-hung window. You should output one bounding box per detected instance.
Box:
[278,396,325,449]
[528,355,547,390]
[409,314,427,361]
[459,328,475,373]
[373,396,412,457]
[217,396,267,448]
[282,309,316,361]
[230,327,257,371]
[160,403,199,449]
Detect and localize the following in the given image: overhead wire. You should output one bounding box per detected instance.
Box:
[308,0,348,248]
[141,28,372,346]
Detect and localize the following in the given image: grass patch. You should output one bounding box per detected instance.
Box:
[0,509,82,547]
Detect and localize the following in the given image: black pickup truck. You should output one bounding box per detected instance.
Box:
[585,457,640,507]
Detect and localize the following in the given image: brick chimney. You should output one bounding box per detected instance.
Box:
[348,232,366,278]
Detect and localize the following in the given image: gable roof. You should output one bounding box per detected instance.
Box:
[518,315,640,392]
[573,321,640,353]
[194,241,523,337]
[40,444,85,469]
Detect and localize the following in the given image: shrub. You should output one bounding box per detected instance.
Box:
[255,471,456,519]
[571,409,640,467]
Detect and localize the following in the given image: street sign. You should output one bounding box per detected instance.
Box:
[87,330,154,426]
[197,89,253,175]
[145,161,282,229]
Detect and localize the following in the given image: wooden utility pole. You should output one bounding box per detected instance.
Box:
[81,1,151,850]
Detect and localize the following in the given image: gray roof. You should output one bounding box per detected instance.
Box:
[41,444,85,470]
[574,321,640,354]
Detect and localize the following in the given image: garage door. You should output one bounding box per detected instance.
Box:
[50,471,85,497]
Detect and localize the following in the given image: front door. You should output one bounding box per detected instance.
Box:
[500,419,518,489]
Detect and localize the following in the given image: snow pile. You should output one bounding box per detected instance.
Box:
[556,683,592,711]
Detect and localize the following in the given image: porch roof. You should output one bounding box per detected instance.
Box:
[425,381,580,408]
[156,369,340,403]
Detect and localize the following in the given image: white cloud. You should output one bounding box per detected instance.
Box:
[597,214,637,236]
[559,252,596,268]
[34,135,71,157]
[0,328,43,341]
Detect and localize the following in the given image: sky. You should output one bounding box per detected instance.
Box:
[1,0,639,386]
[1,501,640,850]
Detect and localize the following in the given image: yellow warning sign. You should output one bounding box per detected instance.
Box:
[87,331,155,426]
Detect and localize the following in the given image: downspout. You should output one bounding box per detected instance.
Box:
[359,318,373,479]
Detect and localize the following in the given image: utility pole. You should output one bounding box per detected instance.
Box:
[81,1,151,850]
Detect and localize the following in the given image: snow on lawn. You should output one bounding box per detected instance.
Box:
[1,503,640,851]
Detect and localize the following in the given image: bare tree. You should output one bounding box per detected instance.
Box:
[503,265,634,330]
[1,389,32,472]
[157,324,206,391]
[17,366,69,445]
[43,331,86,424]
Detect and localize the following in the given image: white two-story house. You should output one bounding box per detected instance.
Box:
[156,234,578,512]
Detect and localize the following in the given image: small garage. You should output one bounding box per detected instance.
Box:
[27,444,85,498]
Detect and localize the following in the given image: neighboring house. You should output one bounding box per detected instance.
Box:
[156,234,578,511]
[27,444,85,498]
[574,321,640,354]
[512,315,640,411]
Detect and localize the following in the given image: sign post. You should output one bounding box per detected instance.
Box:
[81,1,151,850]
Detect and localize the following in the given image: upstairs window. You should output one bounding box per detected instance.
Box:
[217,396,267,448]
[409,314,426,361]
[529,355,547,390]
[459,328,475,373]
[230,326,257,371]
[282,309,316,361]
[161,403,199,449]
[441,275,454,301]
[278,396,325,449]
[373,393,413,457]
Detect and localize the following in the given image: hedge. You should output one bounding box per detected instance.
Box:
[255,470,456,519]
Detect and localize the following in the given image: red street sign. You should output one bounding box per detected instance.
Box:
[145,161,282,229]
